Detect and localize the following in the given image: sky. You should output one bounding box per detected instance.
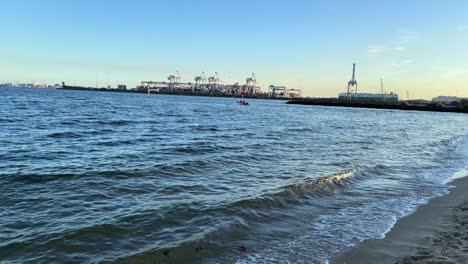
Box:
[0,0,467,99]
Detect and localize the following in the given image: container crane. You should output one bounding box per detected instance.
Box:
[245,73,257,94]
[214,72,220,86]
[175,70,181,83]
[201,72,207,85]
[167,75,176,83]
[347,63,358,99]
[167,74,176,92]
[194,76,202,91]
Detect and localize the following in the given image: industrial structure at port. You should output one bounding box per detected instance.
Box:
[338,63,399,103]
[3,63,467,114]
[138,72,302,99]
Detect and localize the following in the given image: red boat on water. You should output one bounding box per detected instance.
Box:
[236,100,249,106]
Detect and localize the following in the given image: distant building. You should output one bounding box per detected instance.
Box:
[117,85,127,90]
[338,92,399,103]
[432,96,468,104]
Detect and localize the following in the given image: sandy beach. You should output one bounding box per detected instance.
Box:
[334,175,468,264]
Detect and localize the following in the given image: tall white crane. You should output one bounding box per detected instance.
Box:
[214,72,220,85]
[208,76,215,84]
[201,72,207,85]
[380,78,384,95]
[252,73,257,92]
[167,75,175,92]
[194,76,202,91]
[175,70,181,83]
[167,75,176,83]
[347,63,358,99]
[194,76,202,85]
[246,73,257,94]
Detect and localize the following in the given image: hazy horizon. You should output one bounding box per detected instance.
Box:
[1,0,467,99]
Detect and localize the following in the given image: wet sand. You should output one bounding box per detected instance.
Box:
[334,176,468,264]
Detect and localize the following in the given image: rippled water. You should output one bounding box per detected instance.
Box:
[1,87,468,263]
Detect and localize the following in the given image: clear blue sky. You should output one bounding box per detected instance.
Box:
[1,0,467,98]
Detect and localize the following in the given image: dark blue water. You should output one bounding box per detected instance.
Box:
[1,87,467,263]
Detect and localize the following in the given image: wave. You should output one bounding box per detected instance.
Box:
[0,117,22,123]
[102,120,132,126]
[6,169,362,262]
[188,125,220,132]
[96,139,136,146]
[124,134,468,263]
[47,131,82,138]
[4,159,217,183]
[98,169,363,263]
[224,168,362,214]
[237,196,429,264]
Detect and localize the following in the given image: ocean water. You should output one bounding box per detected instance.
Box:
[1,87,467,263]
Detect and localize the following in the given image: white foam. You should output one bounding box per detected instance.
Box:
[235,135,468,264]
[237,197,428,264]
[448,167,468,182]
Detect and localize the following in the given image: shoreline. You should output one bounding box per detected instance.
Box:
[1,86,289,101]
[5,87,467,114]
[59,87,289,100]
[287,99,468,114]
[333,176,468,264]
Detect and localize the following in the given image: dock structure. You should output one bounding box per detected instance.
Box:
[287,88,302,98]
[136,72,296,98]
[140,81,168,92]
[59,71,303,99]
[338,92,399,103]
[268,85,302,99]
[269,85,286,98]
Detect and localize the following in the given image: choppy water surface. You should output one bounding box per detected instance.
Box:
[1,87,468,263]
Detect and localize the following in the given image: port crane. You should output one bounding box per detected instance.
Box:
[246,73,257,94]
[167,75,176,83]
[201,72,207,91]
[194,76,202,91]
[380,78,384,95]
[201,72,207,85]
[208,76,216,91]
[347,63,358,99]
[208,76,215,84]
[380,78,388,101]
[214,72,220,86]
[167,74,176,91]
[175,71,181,83]
[166,72,180,82]
[207,72,221,91]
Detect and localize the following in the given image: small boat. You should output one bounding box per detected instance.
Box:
[237,95,249,105]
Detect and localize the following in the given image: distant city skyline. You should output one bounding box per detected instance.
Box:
[1,0,467,99]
